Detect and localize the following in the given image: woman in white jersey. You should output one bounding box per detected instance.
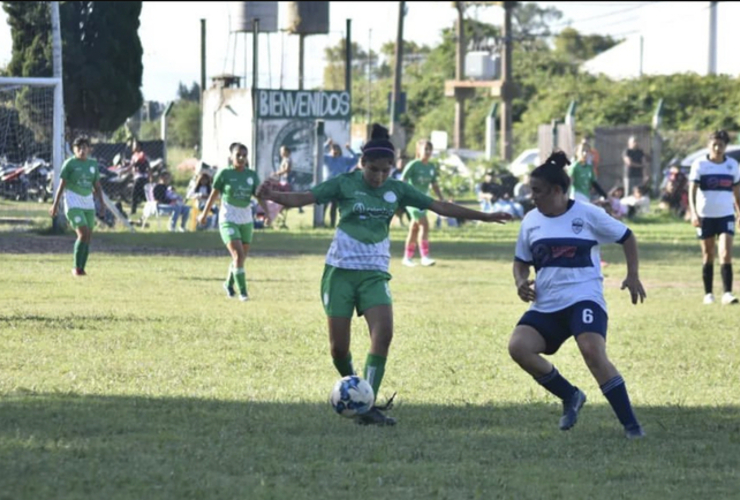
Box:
[688,129,740,305]
[258,124,511,426]
[49,136,104,277]
[509,151,647,439]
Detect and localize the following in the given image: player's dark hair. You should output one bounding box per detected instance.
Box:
[361,124,395,161]
[230,142,247,154]
[73,135,90,148]
[709,129,730,145]
[530,150,571,192]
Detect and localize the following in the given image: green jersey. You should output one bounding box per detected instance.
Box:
[213,166,261,224]
[60,157,100,210]
[60,157,99,196]
[568,161,595,198]
[401,159,438,196]
[311,170,434,271]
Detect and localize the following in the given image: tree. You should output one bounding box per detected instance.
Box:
[3,1,144,135]
[177,81,200,103]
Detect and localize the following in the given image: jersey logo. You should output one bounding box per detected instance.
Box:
[89,167,95,173]
[571,218,584,234]
[383,191,397,203]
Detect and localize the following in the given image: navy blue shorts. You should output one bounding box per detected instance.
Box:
[697,215,735,240]
[517,300,608,355]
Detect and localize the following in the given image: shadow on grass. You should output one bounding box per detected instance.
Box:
[1,392,738,499]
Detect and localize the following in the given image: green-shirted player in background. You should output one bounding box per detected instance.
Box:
[257,124,512,426]
[198,142,271,302]
[401,139,445,267]
[49,135,104,277]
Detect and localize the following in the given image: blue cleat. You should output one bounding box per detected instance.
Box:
[559,388,587,431]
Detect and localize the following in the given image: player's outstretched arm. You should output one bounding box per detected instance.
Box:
[428,199,512,224]
[257,179,316,208]
[620,233,646,305]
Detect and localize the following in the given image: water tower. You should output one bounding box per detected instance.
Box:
[284,1,330,90]
[228,1,279,88]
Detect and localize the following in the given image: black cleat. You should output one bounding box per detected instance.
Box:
[223,282,236,298]
[355,406,397,426]
[625,425,645,439]
[559,388,587,431]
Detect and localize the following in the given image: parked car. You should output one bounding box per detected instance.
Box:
[507,148,540,177]
[671,144,740,175]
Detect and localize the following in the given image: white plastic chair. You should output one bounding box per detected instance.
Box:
[141,183,165,229]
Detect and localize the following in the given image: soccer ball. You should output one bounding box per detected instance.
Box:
[329,375,375,417]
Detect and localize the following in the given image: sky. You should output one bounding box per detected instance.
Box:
[1,2,737,103]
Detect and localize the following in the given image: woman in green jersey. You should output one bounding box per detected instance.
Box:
[401,139,445,267]
[49,136,104,276]
[198,142,270,302]
[257,124,511,426]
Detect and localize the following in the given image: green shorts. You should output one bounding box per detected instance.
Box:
[405,207,427,221]
[66,208,95,229]
[320,265,393,318]
[220,222,254,245]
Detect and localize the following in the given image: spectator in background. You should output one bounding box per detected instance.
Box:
[622,136,650,194]
[605,185,627,220]
[568,142,599,203]
[513,173,534,213]
[323,138,360,228]
[129,138,151,216]
[153,171,191,232]
[477,171,500,213]
[583,134,600,178]
[659,163,689,218]
[187,169,217,228]
[620,184,651,220]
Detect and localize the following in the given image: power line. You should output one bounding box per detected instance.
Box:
[550,1,660,29]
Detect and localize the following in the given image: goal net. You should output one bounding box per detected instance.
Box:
[0,76,131,231]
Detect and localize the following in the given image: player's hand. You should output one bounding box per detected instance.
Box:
[196,213,207,226]
[49,205,58,217]
[485,212,513,224]
[621,275,646,304]
[690,214,701,228]
[516,279,536,302]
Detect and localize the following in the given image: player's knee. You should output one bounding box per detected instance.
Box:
[508,336,529,363]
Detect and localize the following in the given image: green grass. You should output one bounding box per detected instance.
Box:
[1,212,739,499]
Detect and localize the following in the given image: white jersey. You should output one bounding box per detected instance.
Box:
[689,155,740,218]
[515,200,631,313]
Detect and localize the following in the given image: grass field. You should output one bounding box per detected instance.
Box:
[1,204,739,499]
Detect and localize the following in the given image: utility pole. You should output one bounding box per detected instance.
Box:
[708,1,718,75]
[390,1,406,138]
[454,1,466,150]
[499,1,515,161]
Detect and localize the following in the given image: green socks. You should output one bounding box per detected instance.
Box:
[234,267,247,296]
[74,240,89,270]
[226,263,235,288]
[364,354,387,397]
[333,353,355,377]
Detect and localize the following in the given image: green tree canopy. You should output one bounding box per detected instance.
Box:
[3,1,144,135]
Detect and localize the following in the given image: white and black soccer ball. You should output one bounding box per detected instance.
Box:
[329,375,375,417]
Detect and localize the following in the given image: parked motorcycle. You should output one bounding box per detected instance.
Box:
[0,158,29,201]
[22,156,52,203]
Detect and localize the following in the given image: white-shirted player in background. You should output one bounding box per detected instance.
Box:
[688,129,740,305]
[508,151,647,439]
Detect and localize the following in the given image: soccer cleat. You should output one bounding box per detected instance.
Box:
[625,425,646,439]
[223,282,236,298]
[239,293,250,302]
[420,256,436,267]
[703,293,716,305]
[355,407,397,426]
[72,268,86,277]
[402,257,417,267]
[721,292,739,305]
[559,388,587,431]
